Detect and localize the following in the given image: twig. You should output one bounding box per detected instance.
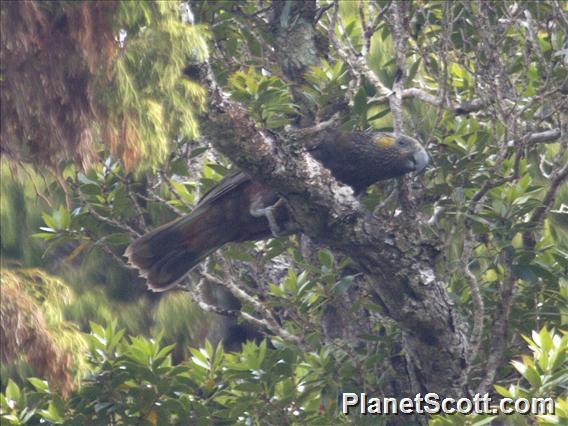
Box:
[314,3,334,24]
[360,0,391,57]
[212,16,277,64]
[477,266,515,394]
[74,184,141,238]
[185,272,301,345]
[22,164,54,209]
[137,190,186,217]
[373,187,398,216]
[523,159,568,249]
[368,89,492,117]
[553,0,568,27]
[83,229,138,271]
[159,170,194,211]
[51,167,72,210]
[507,128,562,146]
[199,266,303,346]
[388,1,408,134]
[284,113,340,139]
[106,170,149,231]
[358,0,368,53]
[454,98,490,115]
[124,176,148,232]
[235,3,273,19]
[327,0,391,99]
[468,178,508,214]
[180,278,240,317]
[462,230,485,375]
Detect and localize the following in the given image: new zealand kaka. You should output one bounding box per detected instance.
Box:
[125,131,429,291]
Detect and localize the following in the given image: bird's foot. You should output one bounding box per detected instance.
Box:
[250,197,286,237]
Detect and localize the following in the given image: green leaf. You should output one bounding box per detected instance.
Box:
[472,416,496,425]
[5,380,20,404]
[28,378,50,393]
[58,205,71,229]
[1,414,21,425]
[283,269,298,294]
[224,245,255,262]
[32,232,58,240]
[494,384,512,398]
[103,233,132,245]
[155,343,176,361]
[367,107,391,121]
[191,355,210,371]
[0,394,10,413]
[539,327,554,353]
[407,58,422,82]
[41,212,57,230]
[318,249,334,270]
[89,322,106,340]
[189,146,209,158]
[331,275,354,294]
[39,398,65,424]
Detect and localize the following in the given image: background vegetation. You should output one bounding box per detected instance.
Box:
[1,1,566,425]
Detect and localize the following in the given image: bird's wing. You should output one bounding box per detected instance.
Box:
[197,170,252,207]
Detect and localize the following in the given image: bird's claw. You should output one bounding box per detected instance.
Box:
[250,197,286,237]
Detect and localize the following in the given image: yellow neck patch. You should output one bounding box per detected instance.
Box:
[376,135,396,148]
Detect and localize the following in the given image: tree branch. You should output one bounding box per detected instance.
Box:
[477,267,515,394]
[523,158,568,249]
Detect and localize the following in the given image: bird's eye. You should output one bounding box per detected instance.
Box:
[397,139,407,146]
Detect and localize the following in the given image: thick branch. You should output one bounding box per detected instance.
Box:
[508,128,562,146]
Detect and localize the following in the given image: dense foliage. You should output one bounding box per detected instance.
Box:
[1,0,567,424]
[1,324,566,425]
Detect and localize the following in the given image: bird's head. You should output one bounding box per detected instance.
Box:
[372,132,429,177]
[308,130,430,192]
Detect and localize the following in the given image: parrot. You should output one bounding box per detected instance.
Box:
[125,131,429,291]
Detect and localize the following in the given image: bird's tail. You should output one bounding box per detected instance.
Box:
[125,208,230,292]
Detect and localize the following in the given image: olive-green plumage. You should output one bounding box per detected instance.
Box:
[125,131,429,291]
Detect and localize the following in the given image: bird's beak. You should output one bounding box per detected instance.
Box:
[413,146,429,174]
